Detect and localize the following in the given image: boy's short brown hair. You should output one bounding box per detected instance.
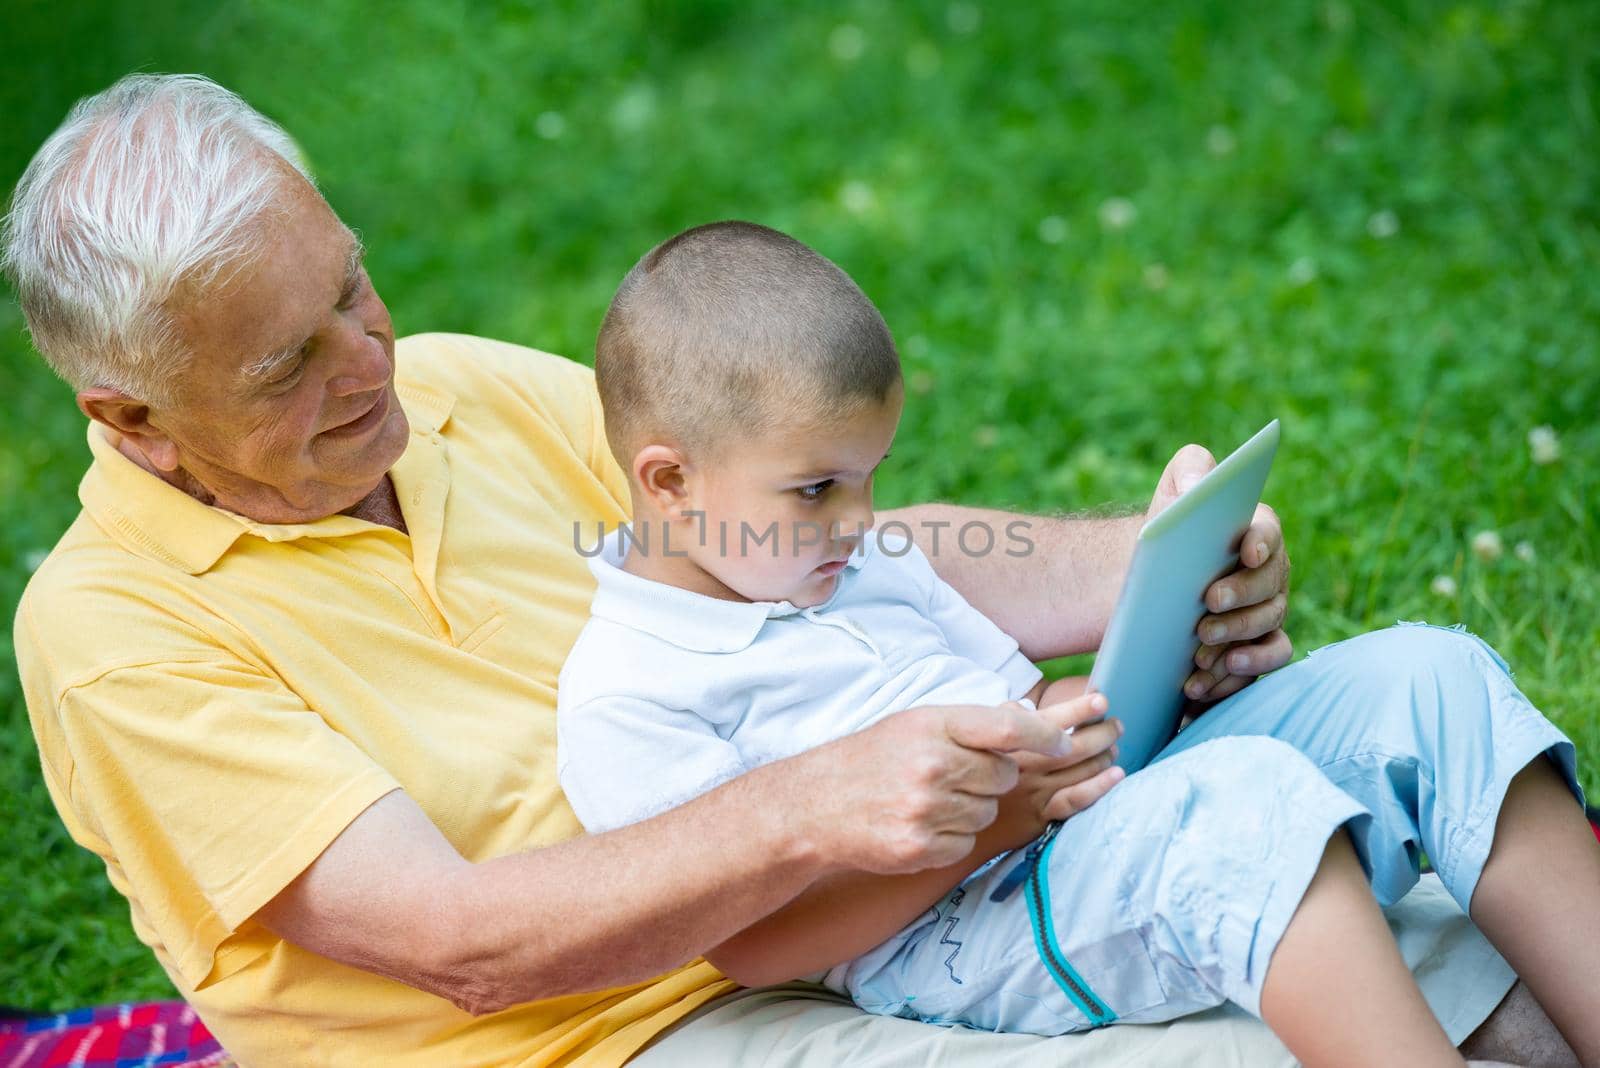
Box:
[595,221,901,468]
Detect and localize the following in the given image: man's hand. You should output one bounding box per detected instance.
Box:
[706,695,1122,986]
[793,702,1075,874]
[1147,444,1294,704]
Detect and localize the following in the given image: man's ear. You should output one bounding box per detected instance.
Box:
[77,388,181,473]
[632,443,693,517]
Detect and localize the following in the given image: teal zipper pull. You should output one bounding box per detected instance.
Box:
[989,821,1061,902]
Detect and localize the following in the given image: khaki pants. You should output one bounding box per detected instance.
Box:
[631,876,1514,1066]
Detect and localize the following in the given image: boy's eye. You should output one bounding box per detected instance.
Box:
[796,480,834,501]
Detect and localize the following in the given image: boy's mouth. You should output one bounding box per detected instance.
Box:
[815,559,849,577]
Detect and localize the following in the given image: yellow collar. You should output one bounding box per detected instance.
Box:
[77,380,456,575]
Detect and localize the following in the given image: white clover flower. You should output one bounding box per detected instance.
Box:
[829,24,866,62]
[1367,210,1399,239]
[1143,263,1170,291]
[1430,575,1458,598]
[906,41,941,78]
[1098,197,1137,231]
[610,84,658,132]
[1037,215,1069,244]
[947,2,981,34]
[1528,425,1560,465]
[908,370,935,395]
[1206,125,1237,156]
[1471,530,1503,562]
[1514,540,1536,563]
[535,112,567,140]
[1287,257,1318,286]
[839,180,875,215]
[973,425,999,448]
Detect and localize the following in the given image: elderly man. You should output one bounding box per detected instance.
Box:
[6,75,1593,1067]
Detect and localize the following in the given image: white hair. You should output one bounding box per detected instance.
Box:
[0,73,315,403]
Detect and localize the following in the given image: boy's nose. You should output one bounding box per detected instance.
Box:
[837,505,874,539]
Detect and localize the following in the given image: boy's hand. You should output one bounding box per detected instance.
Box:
[993,693,1125,847]
[1148,444,1294,704]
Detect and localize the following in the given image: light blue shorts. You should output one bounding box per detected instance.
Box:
[832,623,1585,1035]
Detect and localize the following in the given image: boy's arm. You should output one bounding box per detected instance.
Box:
[706,818,1026,987]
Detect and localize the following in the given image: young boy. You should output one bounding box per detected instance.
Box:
[557,222,1588,1064]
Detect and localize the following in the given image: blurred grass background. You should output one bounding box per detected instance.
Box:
[2,0,1595,1009]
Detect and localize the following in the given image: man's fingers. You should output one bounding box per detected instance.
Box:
[1204,504,1289,614]
[939,794,1000,835]
[1197,592,1288,646]
[1186,629,1293,701]
[1206,547,1289,614]
[1149,444,1217,517]
[1184,656,1231,700]
[1239,503,1282,569]
[1193,641,1225,672]
[942,703,1071,757]
[1221,628,1293,676]
[1204,673,1255,702]
[946,750,1021,797]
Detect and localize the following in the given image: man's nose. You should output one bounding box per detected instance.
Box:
[326,335,390,396]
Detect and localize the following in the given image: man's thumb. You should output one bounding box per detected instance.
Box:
[1151,444,1217,516]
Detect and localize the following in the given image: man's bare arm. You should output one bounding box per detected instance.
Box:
[883,445,1295,699]
[878,502,1140,660]
[253,702,1068,1015]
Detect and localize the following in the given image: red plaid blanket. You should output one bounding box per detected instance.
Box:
[0,1001,230,1068]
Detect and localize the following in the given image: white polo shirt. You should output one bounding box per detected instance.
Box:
[557,527,1043,834]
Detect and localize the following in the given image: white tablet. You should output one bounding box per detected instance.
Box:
[1087,419,1280,774]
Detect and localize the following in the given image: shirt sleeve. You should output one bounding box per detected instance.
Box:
[882,533,1043,700]
[49,655,401,989]
[557,696,749,834]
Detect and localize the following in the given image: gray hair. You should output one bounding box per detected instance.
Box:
[1,73,313,403]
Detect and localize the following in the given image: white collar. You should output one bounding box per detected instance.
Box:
[586,526,866,653]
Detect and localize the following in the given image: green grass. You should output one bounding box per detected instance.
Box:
[2,0,1595,1010]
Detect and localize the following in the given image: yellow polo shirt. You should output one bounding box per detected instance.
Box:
[15,334,736,1066]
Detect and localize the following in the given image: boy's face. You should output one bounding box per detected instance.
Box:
[681,385,902,608]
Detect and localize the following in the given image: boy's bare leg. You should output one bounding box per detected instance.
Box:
[1261,829,1466,1067]
[1468,759,1600,1065]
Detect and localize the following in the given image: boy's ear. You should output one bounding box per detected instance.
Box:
[632,444,694,517]
[77,387,181,473]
